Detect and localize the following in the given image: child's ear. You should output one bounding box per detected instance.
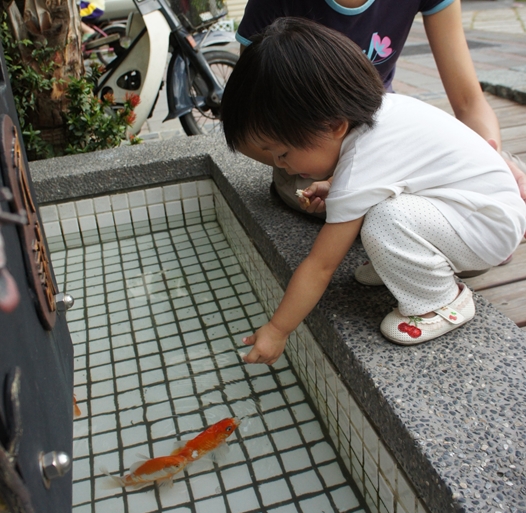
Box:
[332,120,350,140]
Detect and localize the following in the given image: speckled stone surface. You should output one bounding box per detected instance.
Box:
[30,135,526,513]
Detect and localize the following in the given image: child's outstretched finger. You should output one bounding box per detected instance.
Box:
[242,334,256,346]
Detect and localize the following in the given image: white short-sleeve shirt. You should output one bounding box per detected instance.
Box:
[325,94,526,266]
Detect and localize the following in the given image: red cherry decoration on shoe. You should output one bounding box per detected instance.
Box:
[398,322,411,333]
[398,318,422,338]
[407,326,422,338]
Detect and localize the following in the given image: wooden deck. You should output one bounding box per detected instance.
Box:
[428,93,526,330]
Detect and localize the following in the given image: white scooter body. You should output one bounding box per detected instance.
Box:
[97,9,171,135]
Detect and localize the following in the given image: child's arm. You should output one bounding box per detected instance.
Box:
[242,217,364,365]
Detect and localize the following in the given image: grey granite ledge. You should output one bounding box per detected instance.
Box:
[30,135,526,513]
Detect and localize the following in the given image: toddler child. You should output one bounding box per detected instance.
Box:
[220,17,526,364]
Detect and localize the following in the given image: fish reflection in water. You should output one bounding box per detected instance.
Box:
[102,417,240,490]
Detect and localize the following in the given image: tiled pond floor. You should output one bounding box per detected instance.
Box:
[52,219,369,513]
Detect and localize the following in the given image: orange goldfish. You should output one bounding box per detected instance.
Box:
[102,417,240,490]
[171,417,240,462]
[103,454,188,489]
[73,395,81,418]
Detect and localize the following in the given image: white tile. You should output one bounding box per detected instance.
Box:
[40,204,59,222]
[165,200,183,216]
[148,203,166,220]
[298,495,333,513]
[131,206,148,223]
[163,184,181,201]
[75,199,94,216]
[379,444,397,490]
[364,418,380,463]
[294,470,326,497]
[379,472,395,513]
[58,202,77,220]
[72,479,91,506]
[259,479,293,507]
[251,455,282,481]
[61,218,80,235]
[189,471,221,500]
[79,215,97,232]
[145,187,163,204]
[90,431,119,454]
[183,197,200,214]
[96,212,115,228]
[180,181,198,198]
[94,196,112,213]
[364,447,379,489]
[281,447,311,472]
[113,210,131,226]
[110,193,129,211]
[331,486,362,512]
[195,496,227,513]
[197,180,213,196]
[43,221,63,238]
[227,487,261,513]
[243,435,274,459]
[200,195,214,211]
[120,424,148,447]
[220,463,252,490]
[397,470,417,513]
[126,487,159,513]
[128,190,146,208]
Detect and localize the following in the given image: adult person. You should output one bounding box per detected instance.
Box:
[234,0,526,215]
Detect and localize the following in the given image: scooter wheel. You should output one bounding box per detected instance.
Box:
[180,50,238,136]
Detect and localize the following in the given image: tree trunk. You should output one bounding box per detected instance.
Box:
[3,0,84,152]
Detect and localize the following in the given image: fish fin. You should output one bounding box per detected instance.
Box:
[205,443,230,463]
[99,467,126,489]
[129,460,147,474]
[156,476,174,488]
[129,482,152,491]
[135,453,150,461]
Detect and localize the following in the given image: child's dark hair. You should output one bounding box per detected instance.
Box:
[221,17,385,151]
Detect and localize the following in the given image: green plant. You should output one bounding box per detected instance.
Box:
[0,14,141,160]
[64,80,141,154]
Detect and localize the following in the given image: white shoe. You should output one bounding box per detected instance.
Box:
[380,284,475,345]
[354,261,385,286]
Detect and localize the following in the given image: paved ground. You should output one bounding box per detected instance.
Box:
[137,0,526,142]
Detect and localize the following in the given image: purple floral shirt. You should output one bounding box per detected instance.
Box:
[236,0,454,91]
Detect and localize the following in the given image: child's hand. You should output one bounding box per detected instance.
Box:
[241,322,289,365]
[299,180,332,214]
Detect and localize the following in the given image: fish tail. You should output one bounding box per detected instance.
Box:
[99,467,128,489]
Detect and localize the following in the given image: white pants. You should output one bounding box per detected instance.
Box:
[361,194,490,316]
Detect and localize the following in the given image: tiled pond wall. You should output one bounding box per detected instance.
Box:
[40,180,424,513]
[31,134,526,513]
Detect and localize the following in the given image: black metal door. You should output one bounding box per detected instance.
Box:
[0,41,74,513]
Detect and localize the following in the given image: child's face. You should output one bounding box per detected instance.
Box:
[251,124,348,181]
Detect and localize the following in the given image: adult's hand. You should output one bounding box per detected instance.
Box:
[488,139,526,200]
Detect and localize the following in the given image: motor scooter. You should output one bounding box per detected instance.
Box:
[88,0,238,136]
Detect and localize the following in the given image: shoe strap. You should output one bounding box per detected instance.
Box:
[434,306,465,325]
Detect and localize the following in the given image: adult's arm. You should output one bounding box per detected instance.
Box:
[424,0,501,147]
[424,0,526,198]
